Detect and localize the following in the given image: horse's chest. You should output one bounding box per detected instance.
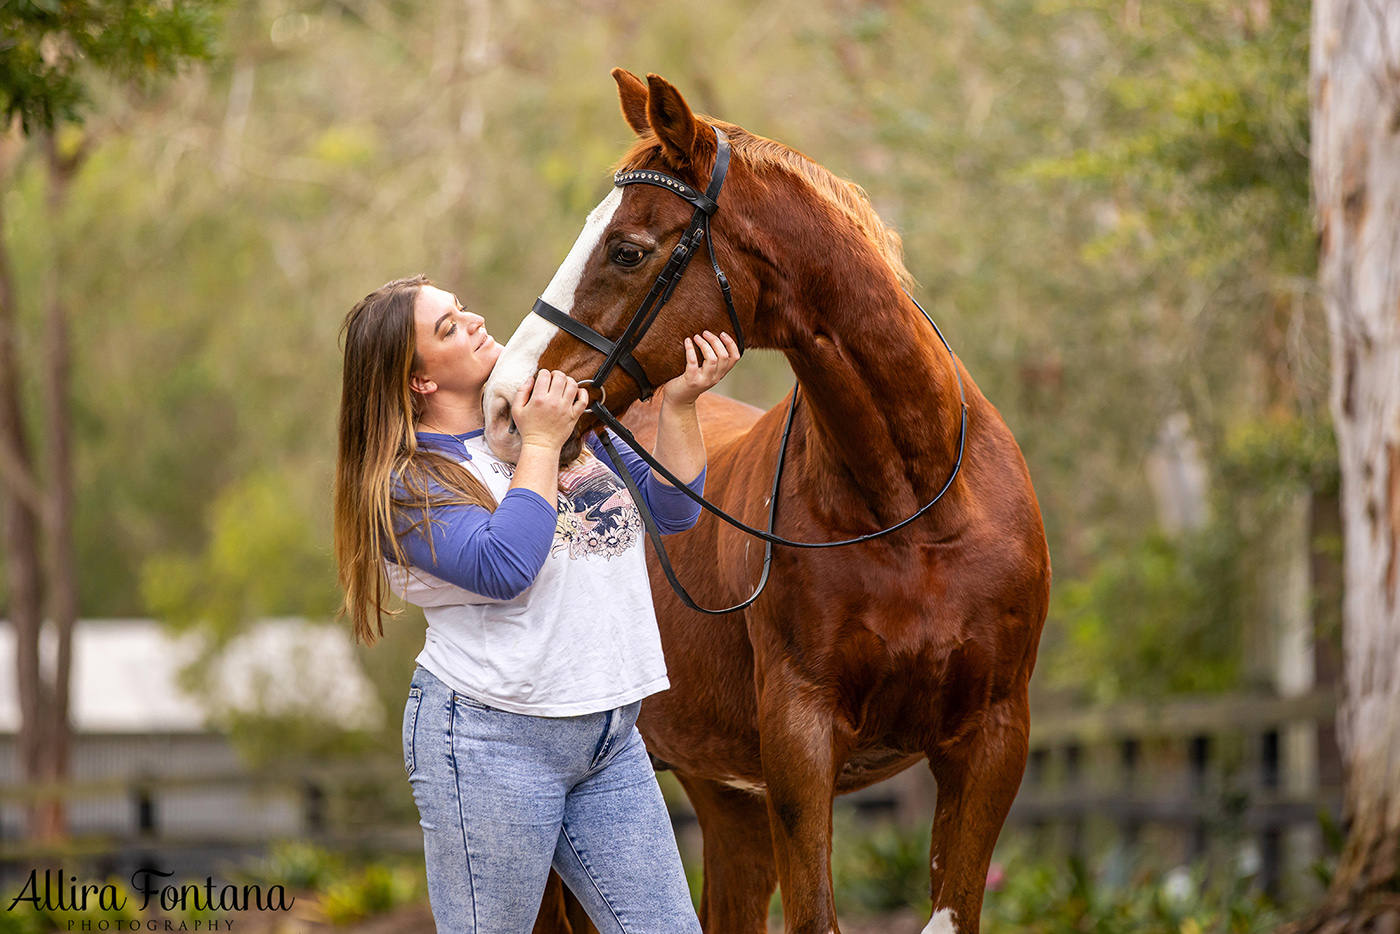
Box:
[764,545,965,658]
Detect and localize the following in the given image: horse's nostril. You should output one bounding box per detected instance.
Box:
[488,396,513,433]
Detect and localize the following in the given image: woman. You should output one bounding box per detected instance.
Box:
[334,274,738,934]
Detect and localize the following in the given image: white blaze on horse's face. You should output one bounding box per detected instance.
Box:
[483,188,624,462]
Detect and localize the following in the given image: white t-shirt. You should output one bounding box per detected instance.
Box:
[384,432,670,717]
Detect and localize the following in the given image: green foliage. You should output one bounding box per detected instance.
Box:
[1310,808,1346,889]
[216,710,379,766]
[982,856,1278,934]
[243,840,344,891]
[239,842,422,926]
[0,906,46,934]
[806,0,1324,706]
[140,470,339,641]
[1031,0,1311,255]
[821,816,1283,926]
[0,0,221,133]
[1048,524,1245,702]
[831,814,934,915]
[318,864,419,926]
[1222,415,1338,497]
[138,467,346,764]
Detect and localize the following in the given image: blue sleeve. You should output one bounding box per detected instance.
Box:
[392,486,559,600]
[586,430,705,535]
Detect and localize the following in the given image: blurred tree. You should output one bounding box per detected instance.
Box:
[0,0,218,841]
[811,0,1321,700]
[1292,0,1400,926]
[0,0,1334,769]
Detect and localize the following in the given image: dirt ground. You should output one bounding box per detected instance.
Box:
[230,900,435,933]
[777,909,929,934]
[231,901,929,933]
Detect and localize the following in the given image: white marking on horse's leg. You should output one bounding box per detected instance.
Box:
[722,778,767,795]
[483,188,623,461]
[921,908,957,934]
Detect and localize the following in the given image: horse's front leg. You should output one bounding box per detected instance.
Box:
[677,773,777,934]
[923,694,1031,934]
[758,661,843,934]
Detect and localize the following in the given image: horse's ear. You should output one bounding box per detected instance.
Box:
[612,68,651,138]
[645,73,711,168]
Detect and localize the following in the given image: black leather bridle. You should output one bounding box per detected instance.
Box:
[529,125,969,615]
[530,127,744,404]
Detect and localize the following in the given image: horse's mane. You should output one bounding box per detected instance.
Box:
[617,123,914,290]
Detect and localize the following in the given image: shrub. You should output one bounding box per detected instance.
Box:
[317,864,420,926]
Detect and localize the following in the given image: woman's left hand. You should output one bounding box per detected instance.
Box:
[661,331,739,406]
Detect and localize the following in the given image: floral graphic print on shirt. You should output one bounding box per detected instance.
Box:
[552,453,643,560]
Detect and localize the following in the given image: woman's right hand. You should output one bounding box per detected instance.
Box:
[511,369,590,450]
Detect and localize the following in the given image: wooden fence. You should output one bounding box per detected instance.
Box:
[0,691,1343,898]
[831,689,1343,900]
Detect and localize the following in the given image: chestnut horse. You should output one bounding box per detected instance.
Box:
[483,70,1051,934]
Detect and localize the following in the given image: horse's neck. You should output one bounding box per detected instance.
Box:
[776,271,966,526]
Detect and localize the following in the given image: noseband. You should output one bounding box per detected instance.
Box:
[529,124,968,615]
[530,127,745,402]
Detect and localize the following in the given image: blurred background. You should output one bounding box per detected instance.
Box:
[0,0,1347,931]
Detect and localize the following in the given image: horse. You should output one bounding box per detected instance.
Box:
[483,69,1051,934]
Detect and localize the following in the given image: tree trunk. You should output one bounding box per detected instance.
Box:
[33,131,80,842]
[0,132,81,843]
[1296,0,1400,929]
[0,150,56,843]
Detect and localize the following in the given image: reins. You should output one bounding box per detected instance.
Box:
[531,125,969,615]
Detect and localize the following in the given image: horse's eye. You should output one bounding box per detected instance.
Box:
[612,243,646,268]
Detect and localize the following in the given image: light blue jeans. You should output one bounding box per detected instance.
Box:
[402,665,702,934]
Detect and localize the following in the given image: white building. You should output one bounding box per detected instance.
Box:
[0,619,384,878]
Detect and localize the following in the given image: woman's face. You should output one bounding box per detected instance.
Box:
[411,285,502,402]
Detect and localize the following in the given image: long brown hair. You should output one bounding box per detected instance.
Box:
[334,275,498,645]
